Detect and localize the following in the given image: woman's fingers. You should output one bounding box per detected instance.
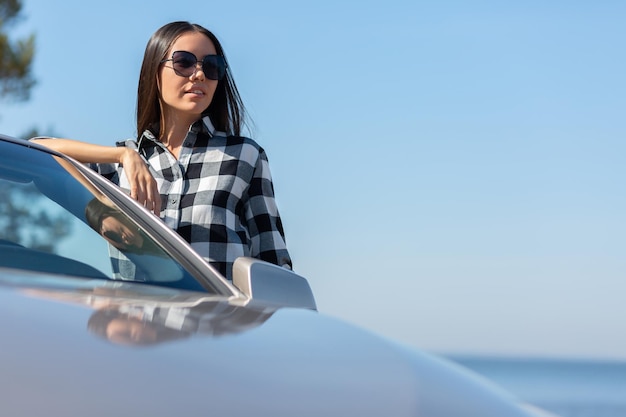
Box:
[122,149,161,216]
[146,179,161,215]
[132,173,160,216]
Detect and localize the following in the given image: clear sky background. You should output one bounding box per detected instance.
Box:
[2,0,624,360]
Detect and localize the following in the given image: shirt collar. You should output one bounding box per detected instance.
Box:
[196,116,227,137]
[201,116,215,135]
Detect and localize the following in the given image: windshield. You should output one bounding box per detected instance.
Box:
[0,138,213,293]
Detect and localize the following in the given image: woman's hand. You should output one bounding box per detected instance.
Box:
[119,149,161,216]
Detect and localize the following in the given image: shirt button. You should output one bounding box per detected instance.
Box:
[170,198,177,204]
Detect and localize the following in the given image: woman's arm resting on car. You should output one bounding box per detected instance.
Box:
[30,137,161,215]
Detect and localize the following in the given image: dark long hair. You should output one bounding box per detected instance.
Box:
[136,21,247,137]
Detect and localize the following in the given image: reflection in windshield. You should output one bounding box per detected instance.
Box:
[82,197,205,288]
[0,177,73,253]
[86,199,146,252]
[85,198,167,257]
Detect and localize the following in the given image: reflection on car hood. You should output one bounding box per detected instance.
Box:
[0,269,536,417]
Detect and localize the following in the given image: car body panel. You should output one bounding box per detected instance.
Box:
[0,268,542,417]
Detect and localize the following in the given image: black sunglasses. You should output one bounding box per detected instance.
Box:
[102,230,125,245]
[161,50,227,80]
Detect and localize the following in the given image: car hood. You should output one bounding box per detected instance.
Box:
[0,269,537,417]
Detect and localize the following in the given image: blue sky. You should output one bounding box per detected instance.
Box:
[2,0,625,359]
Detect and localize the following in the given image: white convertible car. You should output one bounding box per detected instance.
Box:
[0,134,557,417]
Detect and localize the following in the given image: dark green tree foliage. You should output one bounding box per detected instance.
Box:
[0,0,35,101]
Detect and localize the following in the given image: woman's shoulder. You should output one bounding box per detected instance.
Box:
[223,134,262,150]
[115,138,138,149]
[210,134,266,157]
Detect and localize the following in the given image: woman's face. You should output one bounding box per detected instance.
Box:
[158,31,219,126]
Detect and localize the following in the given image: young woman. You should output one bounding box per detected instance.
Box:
[33,21,291,280]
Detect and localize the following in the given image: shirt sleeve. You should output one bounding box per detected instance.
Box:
[243,148,293,270]
[89,162,119,183]
[88,140,139,186]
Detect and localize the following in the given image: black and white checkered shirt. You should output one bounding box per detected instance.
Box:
[94,116,292,280]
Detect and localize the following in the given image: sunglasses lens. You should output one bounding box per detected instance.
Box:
[202,56,226,80]
[171,51,197,75]
[103,230,124,244]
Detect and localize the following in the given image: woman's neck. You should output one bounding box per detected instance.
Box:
[159,114,201,149]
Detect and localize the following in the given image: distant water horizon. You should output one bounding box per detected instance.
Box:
[448,355,626,417]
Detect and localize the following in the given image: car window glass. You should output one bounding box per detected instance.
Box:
[0,142,209,293]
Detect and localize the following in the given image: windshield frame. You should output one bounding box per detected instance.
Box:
[2,135,241,298]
